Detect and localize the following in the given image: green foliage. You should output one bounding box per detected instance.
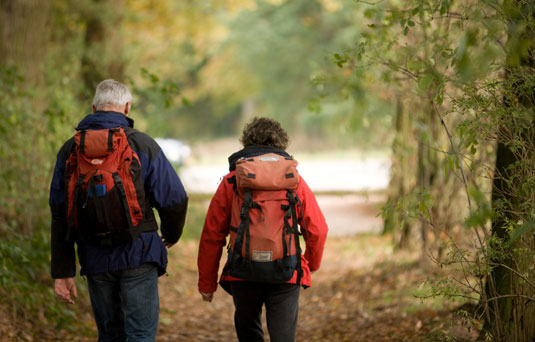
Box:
[0,231,91,334]
[0,66,49,236]
[0,65,88,335]
[180,196,211,241]
[220,0,394,147]
[0,2,88,331]
[323,0,535,338]
[464,187,492,230]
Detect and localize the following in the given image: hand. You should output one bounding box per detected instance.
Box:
[200,291,214,303]
[161,237,175,248]
[54,278,77,304]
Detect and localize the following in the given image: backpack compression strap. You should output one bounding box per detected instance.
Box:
[286,190,303,285]
[87,172,107,227]
[112,172,135,232]
[232,189,260,268]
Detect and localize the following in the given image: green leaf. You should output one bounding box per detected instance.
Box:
[419,201,429,219]
[364,8,377,19]
[418,75,433,90]
[444,155,455,177]
[408,20,415,27]
[436,90,444,105]
[509,220,535,245]
[181,97,191,106]
[404,26,409,35]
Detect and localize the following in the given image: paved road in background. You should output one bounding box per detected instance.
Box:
[180,157,390,194]
[180,157,390,236]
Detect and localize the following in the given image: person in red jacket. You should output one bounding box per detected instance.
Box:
[197,117,328,342]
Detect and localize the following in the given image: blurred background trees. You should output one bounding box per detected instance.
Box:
[2,0,535,340]
[326,0,535,340]
[0,0,390,337]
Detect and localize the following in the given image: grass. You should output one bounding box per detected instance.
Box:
[181,196,211,241]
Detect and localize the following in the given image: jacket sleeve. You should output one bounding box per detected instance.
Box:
[297,176,328,272]
[129,132,188,245]
[50,140,77,279]
[197,174,234,293]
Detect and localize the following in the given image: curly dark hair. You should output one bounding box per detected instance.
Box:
[240,117,289,151]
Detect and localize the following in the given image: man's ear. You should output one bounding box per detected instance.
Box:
[92,104,97,113]
[124,102,131,116]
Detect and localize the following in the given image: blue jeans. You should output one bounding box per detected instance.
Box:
[87,263,159,342]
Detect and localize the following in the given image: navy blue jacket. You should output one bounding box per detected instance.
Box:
[50,111,188,277]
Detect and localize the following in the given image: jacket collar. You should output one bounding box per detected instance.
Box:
[76,111,134,130]
[228,145,291,171]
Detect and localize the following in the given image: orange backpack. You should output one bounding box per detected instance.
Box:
[227,153,304,284]
[65,127,150,246]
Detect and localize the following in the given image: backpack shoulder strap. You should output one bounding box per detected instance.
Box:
[227,175,238,195]
[64,136,77,155]
[122,126,140,145]
[122,126,138,136]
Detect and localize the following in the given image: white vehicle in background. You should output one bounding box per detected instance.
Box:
[155,138,191,166]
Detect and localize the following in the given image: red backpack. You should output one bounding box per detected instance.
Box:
[226,153,304,284]
[65,127,149,245]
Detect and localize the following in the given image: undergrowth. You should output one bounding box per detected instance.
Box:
[0,225,94,340]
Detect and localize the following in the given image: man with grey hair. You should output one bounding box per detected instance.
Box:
[50,79,188,341]
[92,78,133,112]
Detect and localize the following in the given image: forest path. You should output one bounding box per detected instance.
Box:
[157,236,464,342]
[156,198,473,342]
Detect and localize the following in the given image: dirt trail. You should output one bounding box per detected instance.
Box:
[155,195,473,342]
[156,235,465,342]
[155,193,385,341]
[315,193,384,236]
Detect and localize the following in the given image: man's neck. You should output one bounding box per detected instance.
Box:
[95,106,124,114]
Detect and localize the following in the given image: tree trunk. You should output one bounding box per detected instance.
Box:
[485,1,535,340]
[0,0,51,237]
[80,0,125,94]
[487,106,535,342]
[383,95,415,249]
[416,103,440,263]
[0,0,51,84]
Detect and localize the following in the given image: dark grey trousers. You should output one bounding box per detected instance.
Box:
[230,281,300,342]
